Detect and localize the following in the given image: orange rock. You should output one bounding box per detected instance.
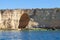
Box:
[18,13,30,29]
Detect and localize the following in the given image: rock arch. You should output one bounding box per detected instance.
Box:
[18,13,30,29]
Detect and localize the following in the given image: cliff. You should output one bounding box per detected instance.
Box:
[0,9,39,29]
[0,8,60,29]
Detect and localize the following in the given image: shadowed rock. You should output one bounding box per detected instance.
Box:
[18,13,30,29]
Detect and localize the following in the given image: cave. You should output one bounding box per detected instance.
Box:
[18,13,30,29]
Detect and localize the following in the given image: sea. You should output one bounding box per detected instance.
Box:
[0,30,60,40]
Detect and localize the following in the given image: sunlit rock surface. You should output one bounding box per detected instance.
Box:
[0,8,60,29]
[0,9,23,29]
[0,9,39,29]
[26,18,39,28]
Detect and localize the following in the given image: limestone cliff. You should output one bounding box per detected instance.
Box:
[0,8,60,29]
[0,9,39,29]
[0,9,23,29]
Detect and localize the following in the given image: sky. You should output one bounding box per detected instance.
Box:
[0,0,60,9]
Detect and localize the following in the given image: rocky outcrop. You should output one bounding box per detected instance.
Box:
[0,8,60,29]
[0,9,39,29]
[0,9,23,29]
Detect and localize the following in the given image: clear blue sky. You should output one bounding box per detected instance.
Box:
[0,0,60,9]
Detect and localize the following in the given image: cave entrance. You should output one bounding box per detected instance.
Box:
[18,13,30,29]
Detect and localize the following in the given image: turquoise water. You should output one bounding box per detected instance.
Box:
[0,30,60,40]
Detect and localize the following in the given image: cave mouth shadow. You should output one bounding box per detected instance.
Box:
[18,13,30,29]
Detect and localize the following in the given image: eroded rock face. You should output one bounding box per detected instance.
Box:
[18,13,30,29]
[0,8,60,29]
[0,9,24,29]
[26,18,39,28]
[0,9,38,29]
